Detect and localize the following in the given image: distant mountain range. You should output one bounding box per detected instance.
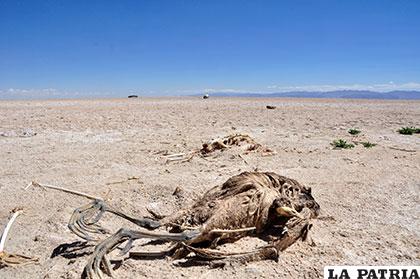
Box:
[201,90,420,100]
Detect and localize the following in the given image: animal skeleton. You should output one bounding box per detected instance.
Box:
[200,134,274,155]
[164,134,275,163]
[68,171,320,278]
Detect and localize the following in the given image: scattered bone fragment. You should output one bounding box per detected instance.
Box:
[0,208,38,268]
[106,176,140,185]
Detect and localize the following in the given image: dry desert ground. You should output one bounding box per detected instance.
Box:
[0,97,419,278]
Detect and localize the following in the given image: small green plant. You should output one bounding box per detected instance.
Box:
[348,128,361,135]
[331,139,355,149]
[360,141,376,148]
[398,127,420,135]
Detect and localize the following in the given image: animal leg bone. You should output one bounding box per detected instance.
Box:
[209,227,256,234]
[83,228,200,279]
[180,218,312,266]
[129,243,179,258]
[69,200,160,241]
[29,181,101,200]
[181,243,278,262]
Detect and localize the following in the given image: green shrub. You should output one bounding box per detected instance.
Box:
[331,139,355,149]
[360,141,376,148]
[398,127,419,135]
[348,128,361,135]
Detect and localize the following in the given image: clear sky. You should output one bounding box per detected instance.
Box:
[1,0,420,98]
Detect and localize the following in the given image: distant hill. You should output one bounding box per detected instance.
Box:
[203,90,420,100]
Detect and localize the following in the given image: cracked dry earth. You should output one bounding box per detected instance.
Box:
[0,97,419,278]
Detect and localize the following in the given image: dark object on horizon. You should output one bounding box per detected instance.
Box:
[203,93,209,99]
[128,95,138,98]
[266,105,276,109]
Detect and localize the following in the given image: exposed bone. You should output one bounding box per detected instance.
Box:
[0,208,38,268]
[0,208,22,253]
[29,181,101,200]
[181,243,278,262]
[146,206,166,220]
[209,227,256,234]
[129,243,179,258]
[165,152,188,158]
[164,151,198,163]
[105,176,140,185]
[24,182,33,190]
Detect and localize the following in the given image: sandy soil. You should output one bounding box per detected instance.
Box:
[0,97,419,278]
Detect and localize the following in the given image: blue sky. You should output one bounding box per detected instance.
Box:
[1,0,420,98]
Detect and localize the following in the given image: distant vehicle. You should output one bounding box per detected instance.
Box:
[203,93,209,99]
[128,95,138,98]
